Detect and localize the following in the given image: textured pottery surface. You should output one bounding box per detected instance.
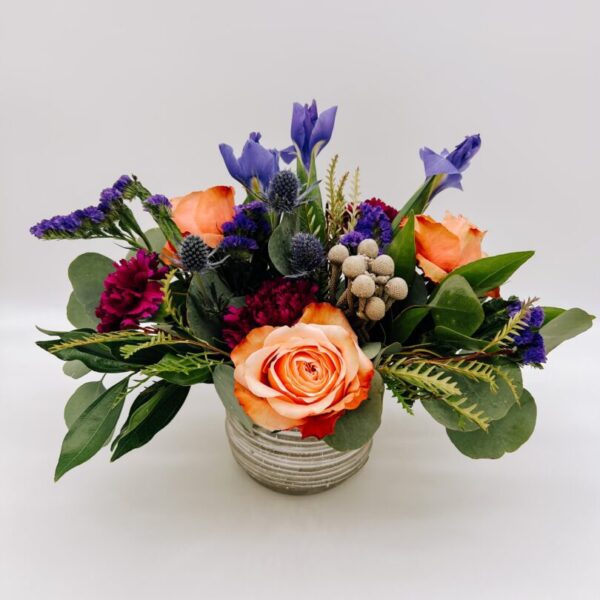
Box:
[225,413,372,495]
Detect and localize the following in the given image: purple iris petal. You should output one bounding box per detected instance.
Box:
[283,100,338,168]
[219,132,279,191]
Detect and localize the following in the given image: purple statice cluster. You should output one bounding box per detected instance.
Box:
[30,175,133,239]
[219,201,271,255]
[508,301,547,365]
[340,201,393,250]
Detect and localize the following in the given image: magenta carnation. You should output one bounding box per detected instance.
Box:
[221,278,319,349]
[95,249,168,332]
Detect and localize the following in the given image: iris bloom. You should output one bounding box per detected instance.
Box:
[281,100,337,169]
[219,132,280,192]
[419,134,481,198]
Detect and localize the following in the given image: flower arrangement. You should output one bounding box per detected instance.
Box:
[32,100,594,482]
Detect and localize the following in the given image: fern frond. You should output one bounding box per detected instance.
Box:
[161,269,184,327]
[441,396,490,431]
[436,359,498,391]
[491,365,521,402]
[141,352,223,378]
[49,330,149,353]
[347,167,360,229]
[484,298,535,351]
[379,358,461,398]
[325,154,348,242]
[120,331,178,359]
[325,154,339,209]
[381,374,415,415]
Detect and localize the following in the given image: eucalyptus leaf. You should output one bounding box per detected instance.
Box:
[66,292,98,329]
[111,381,189,461]
[429,275,484,336]
[433,326,488,350]
[450,251,534,296]
[325,372,384,451]
[55,376,130,480]
[447,389,537,459]
[213,364,253,432]
[63,360,91,379]
[392,306,430,343]
[126,228,167,257]
[64,380,107,428]
[361,342,382,360]
[540,308,595,353]
[68,253,114,308]
[268,212,299,275]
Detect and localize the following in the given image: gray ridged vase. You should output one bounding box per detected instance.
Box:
[225,413,373,495]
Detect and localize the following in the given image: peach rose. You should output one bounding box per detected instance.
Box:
[413,212,486,283]
[231,303,375,439]
[171,185,235,248]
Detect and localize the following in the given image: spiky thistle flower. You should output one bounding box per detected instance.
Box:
[179,235,211,273]
[267,170,300,213]
[289,233,324,275]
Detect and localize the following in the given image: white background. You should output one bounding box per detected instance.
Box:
[1,1,599,598]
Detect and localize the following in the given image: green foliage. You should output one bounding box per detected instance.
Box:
[55,376,130,480]
[186,272,229,343]
[268,212,299,275]
[67,292,98,329]
[433,326,488,350]
[447,389,537,459]
[126,228,167,257]
[49,330,149,353]
[63,360,91,379]
[64,380,106,428]
[541,306,565,325]
[325,154,350,243]
[540,308,595,353]
[382,374,414,415]
[429,275,484,336]
[347,167,361,231]
[68,252,114,308]
[325,372,384,451]
[437,359,497,389]
[450,251,535,296]
[482,299,533,351]
[393,175,443,225]
[213,364,253,431]
[141,352,219,385]
[111,380,189,461]
[297,151,326,242]
[361,342,382,360]
[386,212,416,283]
[391,306,430,343]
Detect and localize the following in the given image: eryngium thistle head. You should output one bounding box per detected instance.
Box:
[179,235,210,272]
[289,232,324,274]
[267,170,299,213]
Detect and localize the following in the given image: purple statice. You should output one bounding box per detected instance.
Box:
[219,235,259,252]
[112,174,133,193]
[419,134,481,199]
[507,301,547,365]
[219,132,280,192]
[98,187,123,212]
[341,202,393,248]
[280,100,338,169]
[144,194,171,208]
[340,230,366,250]
[219,201,270,257]
[29,205,106,239]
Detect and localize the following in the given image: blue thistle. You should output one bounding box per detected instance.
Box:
[179,235,211,272]
[267,170,299,213]
[289,233,324,275]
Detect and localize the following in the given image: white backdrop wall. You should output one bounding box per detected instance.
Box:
[1,1,599,599]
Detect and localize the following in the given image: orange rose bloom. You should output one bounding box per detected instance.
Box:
[413,212,486,283]
[231,303,375,439]
[171,185,235,248]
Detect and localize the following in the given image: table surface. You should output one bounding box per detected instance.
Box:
[1,318,598,600]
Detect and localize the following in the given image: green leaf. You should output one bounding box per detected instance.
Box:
[55,376,130,480]
[447,389,537,459]
[111,381,189,461]
[361,342,382,360]
[63,360,91,379]
[66,292,99,329]
[213,364,253,432]
[140,353,215,386]
[541,306,565,326]
[186,272,228,343]
[422,362,522,432]
[429,275,484,336]
[126,228,166,257]
[393,175,442,225]
[450,251,535,296]
[387,212,416,283]
[268,212,299,275]
[433,326,488,350]
[391,306,430,343]
[64,380,107,428]
[68,253,114,308]
[540,307,595,353]
[325,372,384,451]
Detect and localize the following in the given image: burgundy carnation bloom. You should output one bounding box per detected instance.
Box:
[221,278,319,349]
[364,197,398,221]
[95,249,168,332]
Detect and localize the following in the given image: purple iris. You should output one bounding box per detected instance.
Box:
[281,100,338,169]
[419,134,481,197]
[219,132,280,192]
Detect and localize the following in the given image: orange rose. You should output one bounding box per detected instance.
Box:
[231,303,375,439]
[171,185,235,248]
[413,212,486,283]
